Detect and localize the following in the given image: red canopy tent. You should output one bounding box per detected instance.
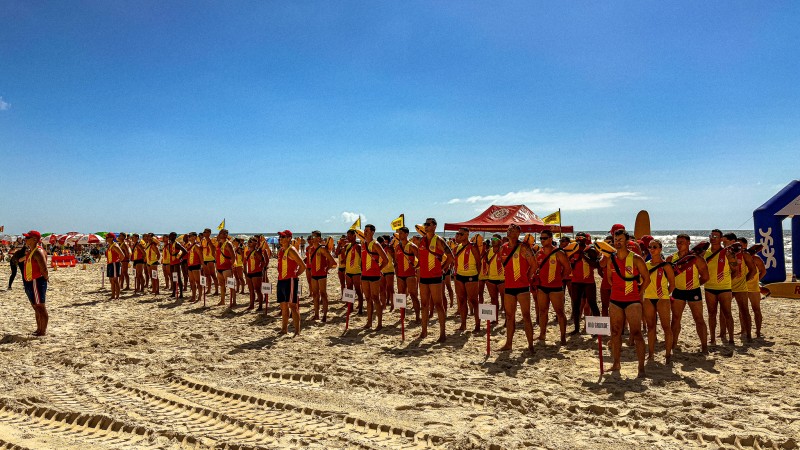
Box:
[444,205,574,233]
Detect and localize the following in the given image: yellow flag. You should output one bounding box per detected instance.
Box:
[390,214,404,231]
[217,219,226,231]
[541,210,560,225]
[349,217,361,230]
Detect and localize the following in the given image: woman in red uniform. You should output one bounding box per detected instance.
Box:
[605,229,650,377]
[535,229,571,345]
[277,230,306,335]
[498,224,538,352]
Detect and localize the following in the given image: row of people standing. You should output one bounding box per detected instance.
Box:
[97,223,768,379]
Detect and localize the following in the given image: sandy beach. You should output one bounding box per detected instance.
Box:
[0,263,798,450]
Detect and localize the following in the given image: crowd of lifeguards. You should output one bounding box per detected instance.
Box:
[12,219,768,378]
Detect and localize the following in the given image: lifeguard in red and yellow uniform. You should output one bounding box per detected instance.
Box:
[410,218,453,342]
[498,224,538,353]
[604,228,650,377]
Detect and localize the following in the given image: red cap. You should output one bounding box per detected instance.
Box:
[609,224,625,234]
[23,230,41,239]
[278,230,292,238]
[641,235,654,244]
[106,232,116,240]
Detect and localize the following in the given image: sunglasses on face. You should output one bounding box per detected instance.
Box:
[424,222,434,226]
[541,236,551,241]
[649,245,660,250]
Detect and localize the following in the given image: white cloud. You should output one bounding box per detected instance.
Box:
[340,211,365,224]
[448,189,645,211]
[0,97,9,111]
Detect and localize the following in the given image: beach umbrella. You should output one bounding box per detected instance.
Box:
[63,234,85,246]
[266,236,278,244]
[75,234,104,245]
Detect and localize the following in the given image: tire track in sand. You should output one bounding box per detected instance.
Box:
[164,375,445,449]
[0,402,202,450]
[0,437,34,450]
[335,368,789,450]
[91,378,287,449]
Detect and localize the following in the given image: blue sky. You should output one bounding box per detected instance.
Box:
[1,1,798,234]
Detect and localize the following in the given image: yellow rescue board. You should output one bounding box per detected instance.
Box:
[593,240,616,256]
[634,210,651,239]
[763,282,800,299]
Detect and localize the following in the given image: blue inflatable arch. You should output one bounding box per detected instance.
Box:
[753,180,800,283]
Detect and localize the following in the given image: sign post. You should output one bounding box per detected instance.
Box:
[393,293,407,341]
[342,289,356,331]
[478,304,497,356]
[200,275,207,306]
[173,272,179,298]
[585,316,611,375]
[261,283,272,313]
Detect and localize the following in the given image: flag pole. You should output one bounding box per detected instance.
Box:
[559,208,562,235]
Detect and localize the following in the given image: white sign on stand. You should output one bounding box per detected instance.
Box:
[226,277,235,289]
[585,315,611,375]
[393,293,407,309]
[261,283,272,294]
[478,304,497,322]
[172,273,178,282]
[585,316,611,336]
[342,288,355,304]
[151,269,158,279]
[200,276,207,287]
